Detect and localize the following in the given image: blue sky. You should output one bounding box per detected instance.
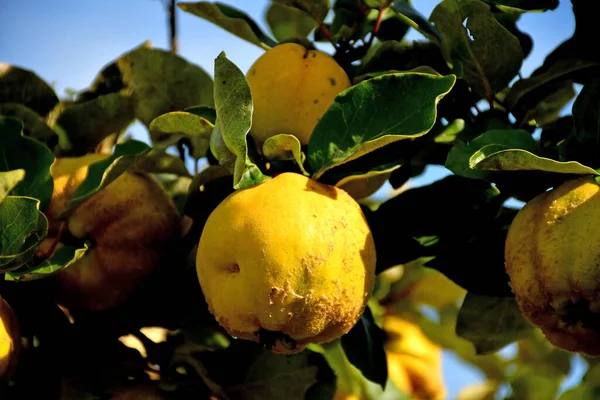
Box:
[1,1,580,398]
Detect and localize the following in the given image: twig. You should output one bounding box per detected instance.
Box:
[318,22,338,49]
[366,6,385,49]
[166,0,178,54]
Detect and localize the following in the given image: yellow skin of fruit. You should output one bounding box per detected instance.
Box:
[196,173,376,354]
[0,296,20,382]
[246,43,351,147]
[505,176,600,356]
[44,154,181,311]
[383,316,446,400]
[405,270,467,310]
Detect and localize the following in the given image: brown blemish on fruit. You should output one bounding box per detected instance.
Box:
[225,264,240,273]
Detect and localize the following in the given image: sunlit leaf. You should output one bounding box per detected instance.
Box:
[213,52,270,189]
[178,2,277,49]
[262,134,308,175]
[431,0,524,97]
[0,196,48,272]
[266,2,317,42]
[149,111,214,160]
[0,117,54,210]
[0,169,25,203]
[6,242,90,281]
[308,73,455,178]
[58,140,151,219]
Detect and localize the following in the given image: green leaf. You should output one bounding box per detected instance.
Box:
[482,0,558,10]
[334,161,401,199]
[149,111,214,160]
[355,65,442,84]
[359,41,450,79]
[57,92,135,155]
[178,2,277,50]
[0,196,48,272]
[340,306,388,389]
[446,128,540,180]
[185,105,217,124]
[120,45,214,127]
[231,350,319,400]
[517,81,576,127]
[532,2,600,82]
[434,118,466,143]
[262,134,308,175]
[6,243,89,281]
[187,165,231,196]
[0,117,54,210]
[470,145,599,175]
[573,79,600,146]
[505,59,600,123]
[367,176,512,296]
[375,8,411,43]
[509,364,564,400]
[266,2,317,42]
[135,150,191,177]
[0,169,25,203]
[456,293,534,354]
[0,103,58,147]
[0,63,59,116]
[274,0,330,22]
[391,1,442,42]
[58,140,151,219]
[308,72,455,177]
[209,124,237,174]
[79,43,214,128]
[213,52,270,189]
[430,0,524,97]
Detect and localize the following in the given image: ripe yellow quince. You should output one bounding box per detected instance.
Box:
[196,173,376,353]
[247,42,351,147]
[0,296,20,382]
[505,176,600,356]
[384,315,446,400]
[42,153,181,311]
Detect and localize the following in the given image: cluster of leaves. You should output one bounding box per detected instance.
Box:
[2,0,600,399]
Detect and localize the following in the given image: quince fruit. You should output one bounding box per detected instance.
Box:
[196,173,376,353]
[384,315,446,400]
[0,296,20,382]
[43,153,181,311]
[505,176,600,356]
[246,43,351,147]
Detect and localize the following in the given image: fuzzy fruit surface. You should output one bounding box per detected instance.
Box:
[196,173,376,353]
[0,296,20,381]
[44,154,181,311]
[246,43,351,147]
[505,176,600,356]
[384,315,446,400]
